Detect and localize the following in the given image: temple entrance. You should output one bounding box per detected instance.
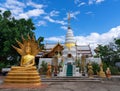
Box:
[66,62,73,76]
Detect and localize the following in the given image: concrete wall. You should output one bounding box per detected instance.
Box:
[86,57,101,64]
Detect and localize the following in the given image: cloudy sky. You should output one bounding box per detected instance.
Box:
[0,0,120,52]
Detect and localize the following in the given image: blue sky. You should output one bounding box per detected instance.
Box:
[0,0,120,51]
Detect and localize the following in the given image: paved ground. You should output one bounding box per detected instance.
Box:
[0,76,120,91]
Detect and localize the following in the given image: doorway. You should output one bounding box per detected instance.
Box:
[66,62,73,76]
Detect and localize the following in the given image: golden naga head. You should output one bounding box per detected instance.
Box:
[12,34,41,56]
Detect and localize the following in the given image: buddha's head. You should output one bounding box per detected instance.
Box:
[25,43,31,54]
[107,67,110,71]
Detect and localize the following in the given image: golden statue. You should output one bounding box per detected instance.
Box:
[99,62,106,78]
[88,62,94,78]
[4,34,41,85]
[13,35,40,67]
[46,63,52,78]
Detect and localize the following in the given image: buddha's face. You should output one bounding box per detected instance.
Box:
[26,46,31,54]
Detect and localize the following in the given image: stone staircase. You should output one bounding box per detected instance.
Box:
[41,76,102,82]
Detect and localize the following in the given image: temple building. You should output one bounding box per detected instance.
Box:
[37,13,99,77]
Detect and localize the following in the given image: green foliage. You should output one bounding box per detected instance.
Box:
[102,62,108,72]
[115,38,120,46]
[95,39,120,67]
[109,66,119,75]
[39,61,48,75]
[0,62,6,69]
[102,62,119,75]
[37,36,44,49]
[92,62,100,75]
[0,10,37,66]
[75,59,80,67]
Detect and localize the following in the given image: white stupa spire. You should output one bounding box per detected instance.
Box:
[65,12,75,49]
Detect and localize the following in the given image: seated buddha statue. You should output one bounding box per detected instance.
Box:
[20,44,35,67]
[12,35,40,70]
[4,35,41,85]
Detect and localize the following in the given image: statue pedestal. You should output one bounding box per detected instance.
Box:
[4,66,41,85]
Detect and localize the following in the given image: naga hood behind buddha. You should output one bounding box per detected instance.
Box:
[12,34,41,67]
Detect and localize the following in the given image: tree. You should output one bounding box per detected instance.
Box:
[0,10,36,66]
[94,38,120,67]
[37,36,44,49]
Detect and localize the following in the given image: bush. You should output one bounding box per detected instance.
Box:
[39,61,48,75]
[103,62,108,72]
[92,62,100,75]
[109,66,119,75]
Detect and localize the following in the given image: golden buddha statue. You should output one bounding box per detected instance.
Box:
[4,34,41,85]
[46,63,52,78]
[88,62,94,78]
[20,43,35,67]
[99,62,106,78]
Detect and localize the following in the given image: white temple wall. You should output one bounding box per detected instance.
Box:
[38,57,101,70]
[86,57,101,64]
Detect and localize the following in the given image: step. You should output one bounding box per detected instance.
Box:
[6,76,40,79]
[4,79,40,83]
[41,77,102,82]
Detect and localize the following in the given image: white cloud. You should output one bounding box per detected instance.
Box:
[45,36,65,42]
[50,10,59,17]
[64,11,80,20]
[18,13,29,19]
[85,11,94,16]
[75,26,120,54]
[96,0,105,4]
[37,21,46,26]
[74,0,86,7]
[26,9,45,17]
[0,0,25,17]
[27,1,44,9]
[56,20,67,25]
[88,0,94,5]
[88,0,105,5]
[44,16,55,22]
[78,2,86,7]
[5,0,25,8]
[0,0,46,19]
[11,7,24,15]
[44,16,67,25]
[74,0,81,4]
[17,9,45,19]
[61,26,68,30]
[0,7,6,12]
[70,11,80,19]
